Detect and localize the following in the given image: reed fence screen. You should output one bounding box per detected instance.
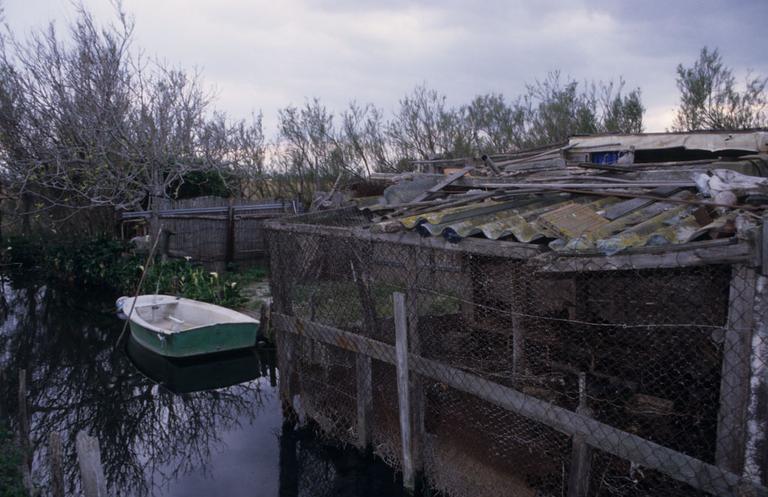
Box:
[121,196,299,265]
[266,207,768,497]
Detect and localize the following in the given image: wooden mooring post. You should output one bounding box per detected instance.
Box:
[49,432,65,497]
[18,369,33,495]
[76,431,108,497]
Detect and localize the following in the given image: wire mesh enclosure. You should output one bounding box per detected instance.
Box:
[266,207,768,497]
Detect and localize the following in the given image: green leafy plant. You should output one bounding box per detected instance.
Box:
[0,236,262,308]
[139,260,248,308]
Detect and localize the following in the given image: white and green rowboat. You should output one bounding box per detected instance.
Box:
[118,295,260,358]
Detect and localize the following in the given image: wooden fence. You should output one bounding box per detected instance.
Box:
[120,196,299,266]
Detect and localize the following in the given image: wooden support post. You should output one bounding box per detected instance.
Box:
[567,372,593,497]
[351,257,376,450]
[511,313,526,380]
[356,355,373,450]
[716,264,757,474]
[258,303,270,342]
[49,432,65,497]
[511,262,529,381]
[76,431,108,497]
[278,425,300,497]
[270,233,297,415]
[744,273,768,485]
[405,254,426,477]
[761,214,768,276]
[225,204,236,265]
[394,292,415,492]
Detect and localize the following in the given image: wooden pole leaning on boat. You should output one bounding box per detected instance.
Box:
[114,227,164,352]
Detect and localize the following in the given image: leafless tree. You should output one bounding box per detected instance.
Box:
[387,85,465,161]
[0,4,265,235]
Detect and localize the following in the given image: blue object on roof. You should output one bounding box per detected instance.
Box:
[590,151,620,164]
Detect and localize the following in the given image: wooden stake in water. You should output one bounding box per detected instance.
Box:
[49,432,65,497]
[76,431,108,497]
[18,369,33,494]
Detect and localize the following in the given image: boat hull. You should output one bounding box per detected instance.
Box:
[129,320,259,358]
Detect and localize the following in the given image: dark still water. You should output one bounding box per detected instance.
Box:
[0,273,404,497]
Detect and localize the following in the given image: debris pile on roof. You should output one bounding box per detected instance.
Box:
[362,131,768,255]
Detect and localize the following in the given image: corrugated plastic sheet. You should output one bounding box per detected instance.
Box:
[381,189,720,254]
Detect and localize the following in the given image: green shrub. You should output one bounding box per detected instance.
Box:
[1,236,256,308]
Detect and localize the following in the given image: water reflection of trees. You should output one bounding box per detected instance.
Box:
[0,275,272,496]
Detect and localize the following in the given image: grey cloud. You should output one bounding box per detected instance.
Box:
[5,0,767,133]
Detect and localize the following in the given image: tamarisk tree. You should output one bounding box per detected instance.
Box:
[0,5,265,234]
[672,47,767,131]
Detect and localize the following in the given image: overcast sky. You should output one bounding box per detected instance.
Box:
[5,0,768,134]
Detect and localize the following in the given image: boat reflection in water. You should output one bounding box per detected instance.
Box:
[126,336,277,394]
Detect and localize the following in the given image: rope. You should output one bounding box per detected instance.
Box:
[114,228,164,352]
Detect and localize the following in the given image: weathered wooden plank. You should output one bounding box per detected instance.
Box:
[478,181,695,190]
[271,313,768,497]
[265,219,755,271]
[394,292,415,492]
[49,432,65,497]
[411,166,474,203]
[76,431,108,497]
[264,221,544,259]
[602,186,679,220]
[716,265,757,474]
[537,240,753,272]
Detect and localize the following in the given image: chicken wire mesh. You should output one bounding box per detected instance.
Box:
[267,207,768,497]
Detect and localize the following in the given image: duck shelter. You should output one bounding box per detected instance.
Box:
[265,130,768,497]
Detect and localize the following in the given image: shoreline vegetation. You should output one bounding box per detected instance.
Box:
[0,236,266,309]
